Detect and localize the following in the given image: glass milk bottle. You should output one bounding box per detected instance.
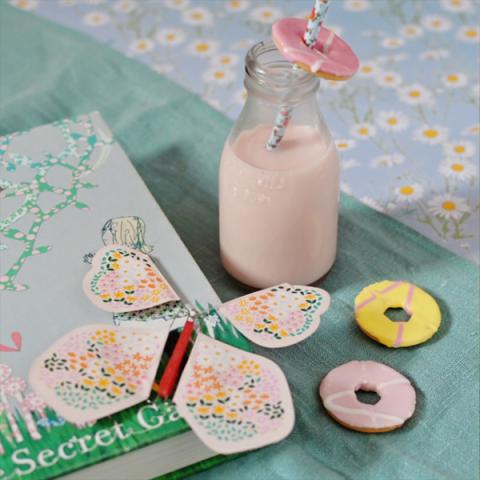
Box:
[219,40,339,289]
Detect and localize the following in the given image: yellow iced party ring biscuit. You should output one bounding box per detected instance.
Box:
[354,281,441,348]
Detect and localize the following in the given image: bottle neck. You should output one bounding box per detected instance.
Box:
[229,40,330,147]
[244,40,319,106]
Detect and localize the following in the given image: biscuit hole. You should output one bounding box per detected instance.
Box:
[355,389,380,405]
[385,307,411,322]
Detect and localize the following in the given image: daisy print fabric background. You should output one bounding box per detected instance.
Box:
[10,0,480,262]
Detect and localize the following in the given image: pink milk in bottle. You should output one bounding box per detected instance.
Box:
[219,41,339,289]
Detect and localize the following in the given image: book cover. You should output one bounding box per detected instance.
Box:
[0,112,248,480]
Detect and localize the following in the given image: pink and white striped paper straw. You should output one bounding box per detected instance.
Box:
[266,0,331,151]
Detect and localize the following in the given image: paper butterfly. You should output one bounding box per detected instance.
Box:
[174,334,294,454]
[83,245,179,312]
[29,321,170,423]
[218,284,330,348]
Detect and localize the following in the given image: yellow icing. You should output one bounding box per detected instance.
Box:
[294,61,350,80]
[355,280,441,348]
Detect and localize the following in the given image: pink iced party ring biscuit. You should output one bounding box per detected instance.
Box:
[319,361,416,433]
[272,17,359,80]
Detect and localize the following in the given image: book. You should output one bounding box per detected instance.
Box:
[0,112,249,480]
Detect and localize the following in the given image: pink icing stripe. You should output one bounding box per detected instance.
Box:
[379,281,403,294]
[355,293,376,312]
[404,284,415,315]
[394,322,407,348]
[356,281,405,312]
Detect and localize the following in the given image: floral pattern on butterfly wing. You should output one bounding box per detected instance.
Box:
[218,284,330,348]
[29,324,170,423]
[174,334,294,453]
[83,245,179,312]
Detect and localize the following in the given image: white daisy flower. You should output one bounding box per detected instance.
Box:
[419,49,450,61]
[439,159,478,180]
[129,38,154,55]
[233,39,255,50]
[9,0,38,9]
[400,24,423,39]
[187,40,219,57]
[398,84,433,105]
[350,123,377,139]
[83,11,110,27]
[443,140,476,157]
[151,63,175,75]
[442,72,468,88]
[113,0,137,13]
[376,53,408,64]
[210,53,240,68]
[361,30,383,38]
[380,37,405,49]
[335,139,356,151]
[440,0,474,13]
[341,158,360,169]
[181,7,214,27]
[155,28,186,46]
[371,154,405,168]
[225,0,249,12]
[340,182,352,194]
[164,0,189,10]
[375,70,403,88]
[462,124,480,136]
[202,67,235,86]
[344,0,371,12]
[395,183,424,203]
[428,195,470,220]
[422,15,452,32]
[321,79,346,90]
[376,111,409,132]
[361,196,384,212]
[413,125,449,144]
[358,61,381,77]
[249,6,283,24]
[457,25,480,43]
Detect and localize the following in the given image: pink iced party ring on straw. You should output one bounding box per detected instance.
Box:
[272,17,359,80]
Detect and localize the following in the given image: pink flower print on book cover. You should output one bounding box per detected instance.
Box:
[173,334,294,454]
[218,284,330,348]
[29,322,170,423]
[83,245,179,313]
[0,363,46,453]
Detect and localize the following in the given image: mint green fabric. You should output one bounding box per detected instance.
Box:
[1,5,478,480]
